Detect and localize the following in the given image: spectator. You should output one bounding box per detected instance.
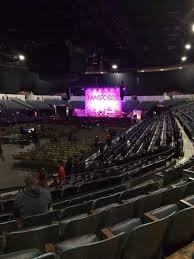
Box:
[58,161,66,183]
[65,157,72,177]
[37,168,46,187]
[14,173,52,226]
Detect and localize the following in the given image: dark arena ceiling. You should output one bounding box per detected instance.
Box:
[0,0,193,76]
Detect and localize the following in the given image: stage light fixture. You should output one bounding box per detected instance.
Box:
[181,56,187,62]
[141,70,144,72]
[112,64,118,70]
[160,69,164,71]
[185,44,191,50]
[179,67,182,70]
[18,54,25,61]
[192,24,194,32]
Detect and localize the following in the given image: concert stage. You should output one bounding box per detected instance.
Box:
[73,87,126,118]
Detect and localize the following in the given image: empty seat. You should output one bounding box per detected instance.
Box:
[60,201,92,220]
[148,205,194,255]
[185,181,194,197]
[148,204,179,220]
[92,193,120,212]
[5,224,59,253]
[0,221,17,235]
[184,194,194,204]
[122,216,170,259]
[164,207,194,255]
[59,210,106,240]
[91,188,113,200]
[136,189,167,216]
[70,194,91,206]
[23,210,59,228]
[50,189,62,202]
[34,253,56,259]
[110,218,142,236]
[105,199,138,227]
[0,249,42,258]
[58,232,126,259]
[0,214,13,223]
[120,187,146,201]
[113,184,127,193]
[52,200,69,210]
[163,185,186,205]
[62,186,78,199]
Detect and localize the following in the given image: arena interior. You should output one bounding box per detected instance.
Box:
[1,1,194,259]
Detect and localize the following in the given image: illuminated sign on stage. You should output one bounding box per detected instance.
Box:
[85,87,121,115]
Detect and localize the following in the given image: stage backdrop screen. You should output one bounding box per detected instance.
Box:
[85,87,121,115]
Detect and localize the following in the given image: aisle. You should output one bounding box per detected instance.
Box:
[176,119,194,165]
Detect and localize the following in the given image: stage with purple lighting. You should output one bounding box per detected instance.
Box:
[74,87,125,118]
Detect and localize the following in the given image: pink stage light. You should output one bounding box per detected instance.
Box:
[85,87,121,116]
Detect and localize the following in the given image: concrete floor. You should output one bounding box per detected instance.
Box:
[176,119,194,165]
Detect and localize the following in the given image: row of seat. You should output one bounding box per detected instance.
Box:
[2,190,194,258]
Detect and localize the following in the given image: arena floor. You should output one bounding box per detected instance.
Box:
[0,121,193,190]
[0,143,36,189]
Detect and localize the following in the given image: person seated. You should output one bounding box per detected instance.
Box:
[14,173,52,227]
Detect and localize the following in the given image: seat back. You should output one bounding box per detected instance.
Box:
[92,193,120,209]
[105,201,136,227]
[62,186,78,199]
[60,210,106,239]
[60,232,126,259]
[163,185,186,205]
[122,216,170,259]
[113,184,127,193]
[150,204,178,219]
[6,224,59,253]
[34,253,56,259]
[0,214,13,223]
[23,210,59,228]
[120,185,147,201]
[0,249,42,258]
[185,194,194,204]
[60,201,92,220]
[185,181,194,197]
[70,194,91,206]
[136,190,166,216]
[52,200,69,210]
[91,188,113,200]
[164,207,194,255]
[0,221,17,235]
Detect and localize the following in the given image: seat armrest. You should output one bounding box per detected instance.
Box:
[119,200,125,204]
[101,228,114,239]
[179,199,193,207]
[144,212,159,222]
[89,209,96,215]
[45,243,55,253]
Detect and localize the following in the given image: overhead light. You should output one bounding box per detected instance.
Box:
[181,56,187,62]
[160,69,164,71]
[141,70,144,72]
[112,64,118,70]
[100,71,104,74]
[185,43,191,50]
[192,24,194,32]
[18,54,25,61]
[179,67,182,70]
